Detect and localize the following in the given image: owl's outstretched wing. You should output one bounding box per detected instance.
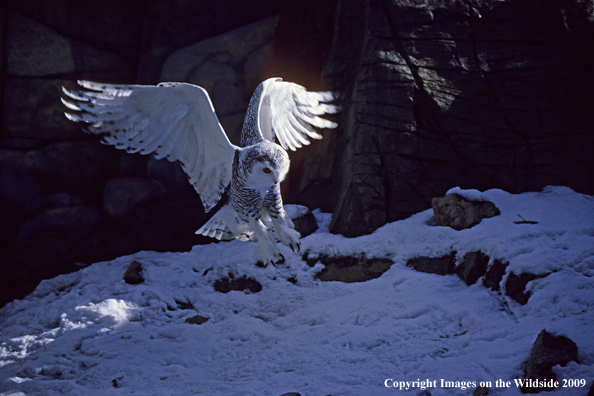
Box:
[62,80,237,212]
[254,77,339,151]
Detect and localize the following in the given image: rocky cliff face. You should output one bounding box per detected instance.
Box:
[274,0,594,237]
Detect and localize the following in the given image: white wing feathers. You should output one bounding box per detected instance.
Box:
[62,80,236,212]
[259,78,339,151]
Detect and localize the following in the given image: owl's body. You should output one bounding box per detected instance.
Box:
[62,78,338,266]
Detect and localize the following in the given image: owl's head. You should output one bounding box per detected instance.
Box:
[242,143,290,190]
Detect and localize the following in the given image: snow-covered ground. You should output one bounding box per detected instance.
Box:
[1,186,593,396]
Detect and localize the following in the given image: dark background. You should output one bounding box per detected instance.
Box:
[1,0,593,307]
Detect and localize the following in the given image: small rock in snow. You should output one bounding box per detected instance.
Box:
[124,260,144,284]
[505,272,538,305]
[456,251,489,285]
[522,330,578,393]
[407,252,457,275]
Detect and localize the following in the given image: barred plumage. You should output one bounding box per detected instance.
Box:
[62,77,338,266]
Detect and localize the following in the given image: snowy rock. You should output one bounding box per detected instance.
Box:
[279,393,302,396]
[103,177,167,219]
[292,211,318,238]
[284,204,310,219]
[505,272,539,305]
[522,330,578,393]
[456,251,489,285]
[432,194,500,230]
[314,256,394,283]
[446,187,486,202]
[406,253,456,276]
[482,259,508,291]
[123,261,144,285]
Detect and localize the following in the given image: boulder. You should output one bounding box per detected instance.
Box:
[0,140,119,198]
[5,79,83,140]
[103,177,167,219]
[284,205,319,237]
[10,0,144,58]
[138,1,279,83]
[432,194,500,230]
[522,330,578,393]
[7,10,133,77]
[292,211,318,238]
[17,205,105,240]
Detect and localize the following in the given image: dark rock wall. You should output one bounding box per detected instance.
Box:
[0,0,279,306]
[275,0,594,237]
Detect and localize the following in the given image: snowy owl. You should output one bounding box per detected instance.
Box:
[61,78,338,266]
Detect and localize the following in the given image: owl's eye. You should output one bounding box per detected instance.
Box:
[263,168,272,174]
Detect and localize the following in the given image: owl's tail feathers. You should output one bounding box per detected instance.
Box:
[196,204,251,242]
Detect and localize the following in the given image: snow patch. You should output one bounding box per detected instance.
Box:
[446,186,486,201]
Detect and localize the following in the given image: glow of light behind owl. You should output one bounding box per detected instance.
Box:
[61,78,338,266]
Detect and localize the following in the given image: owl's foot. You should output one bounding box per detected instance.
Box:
[272,215,301,253]
[279,228,301,253]
[254,239,285,267]
[256,253,284,268]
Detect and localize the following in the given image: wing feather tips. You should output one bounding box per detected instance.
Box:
[263,78,340,151]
